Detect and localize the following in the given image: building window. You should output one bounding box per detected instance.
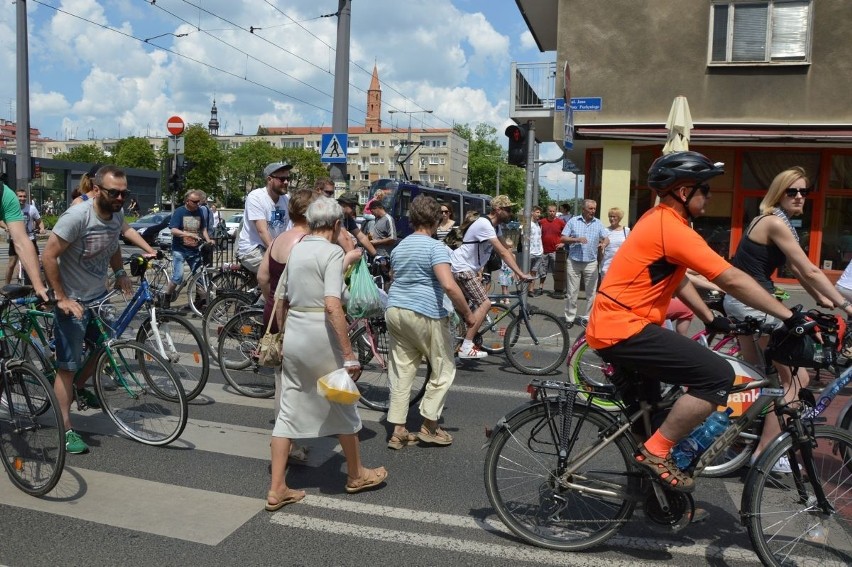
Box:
[710,1,811,64]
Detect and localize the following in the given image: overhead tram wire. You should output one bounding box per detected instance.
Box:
[31,0,331,115]
[175,0,451,132]
[259,0,453,129]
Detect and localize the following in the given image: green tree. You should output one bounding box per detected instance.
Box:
[113,136,158,170]
[221,139,280,200]
[280,147,328,191]
[52,144,108,163]
[182,124,224,200]
[456,123,526,202]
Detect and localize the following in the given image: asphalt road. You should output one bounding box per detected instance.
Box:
[0,241,836,567]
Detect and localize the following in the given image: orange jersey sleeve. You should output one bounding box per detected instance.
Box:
[586,204,731,349]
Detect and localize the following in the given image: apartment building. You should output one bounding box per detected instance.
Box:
[513,0,852,281]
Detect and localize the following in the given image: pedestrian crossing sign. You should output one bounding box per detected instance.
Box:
[321,133,347,163]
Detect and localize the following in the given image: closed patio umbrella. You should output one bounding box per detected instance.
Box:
[662,95,693,155]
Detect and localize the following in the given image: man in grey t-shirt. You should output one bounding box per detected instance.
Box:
[43,165,157,454]
[368,200,396,257]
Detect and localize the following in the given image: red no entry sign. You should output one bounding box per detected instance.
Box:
[167,115,185,136]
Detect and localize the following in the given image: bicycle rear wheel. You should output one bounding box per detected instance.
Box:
[0,362,65,496]
[352,322,429,412]
[504,308,570,375]
[742,425,852,567]
[202,291,256,364]
[217,309,275,398]
[484,401,637,551]
[94,340,188,446]
[210,269,255,293]
[136,313,209,401]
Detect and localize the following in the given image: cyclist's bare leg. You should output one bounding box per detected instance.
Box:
[54,369,76,431]
[464,300,491,342]
[654,393,716,454]
[5,254,17,285]
[754,363,809,456]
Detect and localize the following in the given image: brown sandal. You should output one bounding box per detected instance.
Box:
[345,467,388,494]
[634,444,695,493]
[387,430,418,450]
[265,488,306,511]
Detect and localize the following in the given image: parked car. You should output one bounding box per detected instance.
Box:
[224,213,242,240]
[156,227,172,249]
[123,212,172,245]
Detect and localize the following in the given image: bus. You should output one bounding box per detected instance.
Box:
[366,179,492,239]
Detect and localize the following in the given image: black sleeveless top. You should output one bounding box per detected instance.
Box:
[729,215,787,293]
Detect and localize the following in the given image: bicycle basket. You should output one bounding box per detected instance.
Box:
[767,311,845,369]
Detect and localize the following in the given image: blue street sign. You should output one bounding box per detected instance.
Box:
[570,97,603,111]
[555,98,566,111]
[321,133,347,163]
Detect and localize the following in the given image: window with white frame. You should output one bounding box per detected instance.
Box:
[710,1,811,64]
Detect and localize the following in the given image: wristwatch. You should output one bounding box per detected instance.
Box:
[840,299,852,310]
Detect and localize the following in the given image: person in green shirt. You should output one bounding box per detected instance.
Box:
[0,184,49,301]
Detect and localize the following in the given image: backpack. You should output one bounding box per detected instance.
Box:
[445,212,503,272]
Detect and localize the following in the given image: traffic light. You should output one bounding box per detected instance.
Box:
[505,124,528,167]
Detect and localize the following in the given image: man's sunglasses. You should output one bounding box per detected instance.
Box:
[692,183,711,196]
[785,187,811,198]
[102,187,130,199]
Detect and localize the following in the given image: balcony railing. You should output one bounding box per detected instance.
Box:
[510,61,557,113]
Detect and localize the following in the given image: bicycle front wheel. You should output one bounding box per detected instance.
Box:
[217,309,275,398]
[478,303,514,355]
[137,313,209,401]
[94,340,188,446]
[742,424,852,567]
[504,308,570,375]
[484,401,637,551]
[0,362,65,496]
[352,322,429,412]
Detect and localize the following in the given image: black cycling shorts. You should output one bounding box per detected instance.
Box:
[596,323,735,407]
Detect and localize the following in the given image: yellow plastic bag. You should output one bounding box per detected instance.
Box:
[317,368,361,405]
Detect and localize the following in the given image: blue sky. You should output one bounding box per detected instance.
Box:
[1,0,579,196]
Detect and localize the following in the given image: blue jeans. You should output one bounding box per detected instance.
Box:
[54,308,100,372]
[171,248,202,285]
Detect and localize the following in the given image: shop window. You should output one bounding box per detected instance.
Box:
[740,151,819,188]
[828,154,852,190]
[820,196,852,271]
[710,1,811,65]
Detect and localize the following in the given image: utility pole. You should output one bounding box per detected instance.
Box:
[329,0,351,187]
[16,0,32,193]
[520,120,535,276]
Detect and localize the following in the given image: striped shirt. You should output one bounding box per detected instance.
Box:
[388,234,452,319]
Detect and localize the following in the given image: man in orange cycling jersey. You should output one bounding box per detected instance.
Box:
[587,151,803,493]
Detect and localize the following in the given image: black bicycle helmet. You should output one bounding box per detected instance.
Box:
[647,151,724,194]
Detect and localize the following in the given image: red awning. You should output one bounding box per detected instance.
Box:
[576,125,852,143]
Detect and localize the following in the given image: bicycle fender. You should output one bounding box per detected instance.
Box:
[482,400,544,450]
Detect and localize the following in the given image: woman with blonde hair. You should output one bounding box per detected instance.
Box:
[725,166,852,471]
[71,164,101,206]
[599,206,629,281]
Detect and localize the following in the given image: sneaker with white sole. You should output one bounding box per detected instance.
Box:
[65,430,89,454]
[458,345,488,359]
[771,455,795,474]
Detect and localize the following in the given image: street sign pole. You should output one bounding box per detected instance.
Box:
[521,120,536,280]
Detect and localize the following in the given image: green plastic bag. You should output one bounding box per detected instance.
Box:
[347,256,384,318]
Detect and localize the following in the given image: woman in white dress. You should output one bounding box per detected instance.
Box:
[265,197,387,511]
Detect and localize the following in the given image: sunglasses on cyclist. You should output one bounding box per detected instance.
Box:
[785,187,811,198]
[692,183,711,196]
[102,187,130,199]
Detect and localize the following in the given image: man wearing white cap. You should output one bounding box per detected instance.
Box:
[237,161,293,273]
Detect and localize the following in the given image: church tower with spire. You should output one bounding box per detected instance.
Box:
[365,64,382,132]
[208,98,220,136]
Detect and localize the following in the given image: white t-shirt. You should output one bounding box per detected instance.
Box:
[838,260,852,290]
[601,226,630,274]
[529,221,543,256]
[237,187,290,256]
[450,216,498,273]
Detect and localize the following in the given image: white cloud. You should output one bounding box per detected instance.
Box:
[20,1,521,142]
[520,30,538,51]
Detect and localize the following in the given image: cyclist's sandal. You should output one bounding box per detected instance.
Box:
[345,467,388,494]
[634,444,695,493]
[265,488,306,511]
[387,429,418,450]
